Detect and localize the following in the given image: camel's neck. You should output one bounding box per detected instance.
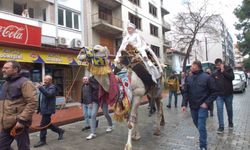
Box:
[86,64,111,92]
[94,74,110,92]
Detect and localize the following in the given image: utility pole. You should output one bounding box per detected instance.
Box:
[205,37,208,61]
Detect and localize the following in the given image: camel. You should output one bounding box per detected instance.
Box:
[77,45,165,150]
[114,44,165,150]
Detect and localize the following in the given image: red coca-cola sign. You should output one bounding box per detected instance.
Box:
[0,18,41,47]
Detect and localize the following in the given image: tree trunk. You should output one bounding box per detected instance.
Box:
[182,36,196,72]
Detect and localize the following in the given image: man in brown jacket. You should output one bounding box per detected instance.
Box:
[0,60,37,150]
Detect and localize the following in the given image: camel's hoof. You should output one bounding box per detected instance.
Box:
[124,144,132,150]
[160,120,165,126]
[132,134,141,141]
[127,123,133,129]
[153,129,161,136]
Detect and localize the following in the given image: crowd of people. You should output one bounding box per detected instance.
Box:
[164,58,234,150]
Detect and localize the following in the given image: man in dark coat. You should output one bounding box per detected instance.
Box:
[182,60,218,150]
[212,58,234,134]
[81,76,92,131]
[34,75,64,147]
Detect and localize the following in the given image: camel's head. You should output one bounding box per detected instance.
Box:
[77,47,93,62]
[92,45,109,58]
[77,45,110,66]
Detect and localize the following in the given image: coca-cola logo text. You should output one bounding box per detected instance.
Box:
[0,25,25,40]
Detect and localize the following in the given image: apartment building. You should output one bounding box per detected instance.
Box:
[84,0,171,63]
[189,16,235,66]
[0,0,85,101]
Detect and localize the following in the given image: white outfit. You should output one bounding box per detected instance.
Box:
[115,32,147,62]
[115,31,163,83]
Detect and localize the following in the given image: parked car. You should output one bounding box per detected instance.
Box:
[234,71,248,88]
[233,73,245,93]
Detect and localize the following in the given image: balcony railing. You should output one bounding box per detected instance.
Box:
[95,0,121,8]
[163,38,172,48]
[162,20,171,31]
[92,12,123,29]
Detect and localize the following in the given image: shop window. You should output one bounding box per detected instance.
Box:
[31,70,42,83]
[58,8,80,30]
[149,3,157,17]
[151,45,160,57]
[150,23,158,37]
[129,13,141,30]
[129,0,140,6]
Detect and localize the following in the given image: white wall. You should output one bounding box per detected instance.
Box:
[58,0,81,11]
[0,0,84,47]
[121,0,165,63]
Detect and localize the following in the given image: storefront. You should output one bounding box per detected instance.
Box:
[0,46,85,102]
[0,18,85,102]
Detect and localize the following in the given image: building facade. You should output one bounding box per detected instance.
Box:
[0,0,85,102]
[189,16,235,67]
[83,0,171,63]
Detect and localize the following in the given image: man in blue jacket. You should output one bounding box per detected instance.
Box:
[34,75,64,147]
[182,61,218,150]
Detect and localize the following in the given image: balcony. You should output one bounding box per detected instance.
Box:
[162,20,171,31]
[161,0,170,17]
[163,38,172,48]
[95,0,121,8]
[92,12,123,36]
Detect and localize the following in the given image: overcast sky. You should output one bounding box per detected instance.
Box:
[164,0,243,43]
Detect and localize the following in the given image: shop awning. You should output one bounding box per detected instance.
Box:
[0,46,83,65]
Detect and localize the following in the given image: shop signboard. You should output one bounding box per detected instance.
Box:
[0,47,84,65]
[0,18,41,47]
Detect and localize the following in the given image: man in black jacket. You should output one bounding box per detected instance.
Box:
[81,76,92,131]
[34,75,64,147]
[182,61,218,150]
[212,58,234,134]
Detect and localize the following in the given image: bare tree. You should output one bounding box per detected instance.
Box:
[169,0,219,72]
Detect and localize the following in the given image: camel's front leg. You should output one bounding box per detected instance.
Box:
[125,95,143,150]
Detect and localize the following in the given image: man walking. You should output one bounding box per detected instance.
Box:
[81,76,92,131]
[0,60,37,150]
[182,61,218,150]
[212,58,234,133]
[34,75,64,147]
[166,72,179,108]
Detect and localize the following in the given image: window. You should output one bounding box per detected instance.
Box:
[74,14,79,29]
[151,45,160,57]
[99,6,112,24]
[58,8,80,30]
[66,10,72,28]
[149,3,157,17]
[28,8,34,18]
[42,9,46,21]
[150,24,158,37]
[14,2,26,15]
[129,0,140,6]
[58,9,64,25]
[129,13,141,30]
